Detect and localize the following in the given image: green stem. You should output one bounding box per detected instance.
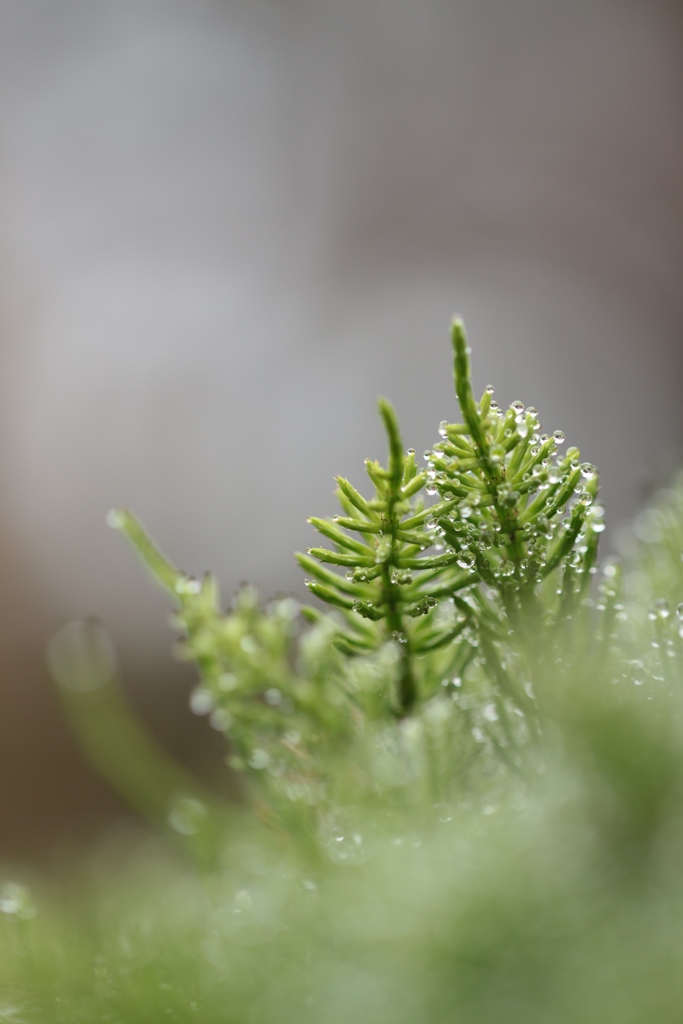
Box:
[378,398,417,715]
[451,321,524,565]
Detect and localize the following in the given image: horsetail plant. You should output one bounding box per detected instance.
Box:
[299,321,603,710]
[27,321,683,1024]
[104,319,604,847]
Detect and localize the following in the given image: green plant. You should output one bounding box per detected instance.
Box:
[95,319,605,854]
[5,319,683,1023]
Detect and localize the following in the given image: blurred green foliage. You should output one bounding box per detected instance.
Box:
[3,321,683,1021]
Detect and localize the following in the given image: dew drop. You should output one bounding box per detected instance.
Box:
[0,882,36,920]
[209,708,232,732]
[105,508,125,529]
[168,796,207,836]
[435,804,453,823]
[482,702,499,722]
[189,686,214,716]
[218,673,238,692]
[233,889,253,914]
[249,749,270,770]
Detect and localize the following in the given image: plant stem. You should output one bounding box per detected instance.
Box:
[378,398,417,715]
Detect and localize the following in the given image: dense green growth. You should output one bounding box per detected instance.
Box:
[98,321,606,851]
[3,320,683,1022]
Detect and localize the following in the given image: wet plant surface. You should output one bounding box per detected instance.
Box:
[3,320,683,1022]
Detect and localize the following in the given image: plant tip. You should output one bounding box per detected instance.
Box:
[106,507,125,529]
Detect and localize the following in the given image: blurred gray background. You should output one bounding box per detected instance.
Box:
[0,0,682,860]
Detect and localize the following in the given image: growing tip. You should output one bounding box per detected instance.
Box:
[377,397,403,465]
[47,619,117,693]
[377,396,394,418]
[450,317,468,355]
[106,507,125,530]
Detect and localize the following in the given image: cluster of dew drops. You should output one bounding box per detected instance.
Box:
[408,390,604,584]
[606,537,683,688]
[641,598,683,683]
